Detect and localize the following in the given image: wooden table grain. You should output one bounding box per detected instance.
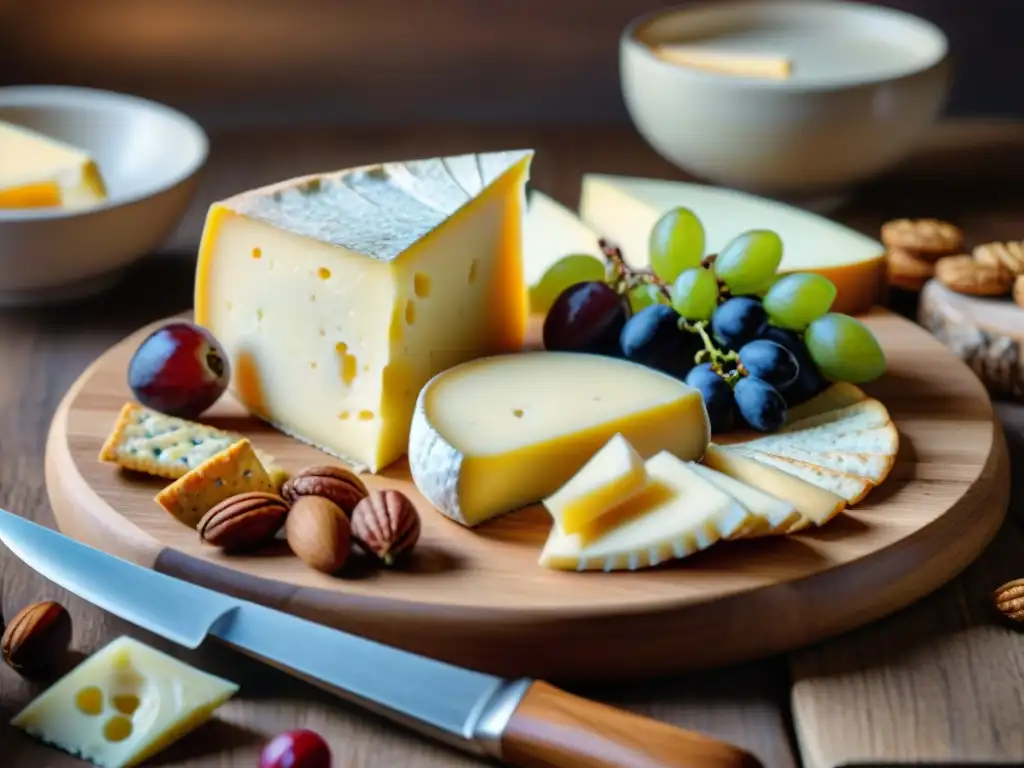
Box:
[1,121,1022,767]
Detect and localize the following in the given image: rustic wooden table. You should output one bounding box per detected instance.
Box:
[2,121,1023,767]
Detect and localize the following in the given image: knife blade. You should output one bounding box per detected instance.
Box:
[0,507,762,768]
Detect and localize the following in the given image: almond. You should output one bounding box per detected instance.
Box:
[285,496,351,574]
[198,491,289,553]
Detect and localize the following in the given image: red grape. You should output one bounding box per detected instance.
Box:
[259,729,331,768]
[128,321,230,418]
[542,281,630,356]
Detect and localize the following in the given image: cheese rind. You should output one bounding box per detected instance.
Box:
[409,352,710,527]
[542,433,648,536]
[0,120,107,209]
[578,174,885,314]
[194,150,533,472]
[539,451,751,571]
[687,461,800,537]
[703,444,845,527]
[11,636,238,768]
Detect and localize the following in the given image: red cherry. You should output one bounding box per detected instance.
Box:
[127,321,230,419]
[259,729,331,768]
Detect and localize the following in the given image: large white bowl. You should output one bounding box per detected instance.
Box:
[620,0,951,199]
[0,86,208,306]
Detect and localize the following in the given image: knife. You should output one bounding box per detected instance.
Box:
[0,508,761,768]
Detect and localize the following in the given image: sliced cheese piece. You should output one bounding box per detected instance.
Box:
[743,424,899,455]
[725,446,872,504]
[0,119,107,209]
[542,433,648,536]
[781,398,889,433]
[702,443,845,527]
[785,382,867,426]
[688,461,800,537]
[539,451,750,571]
[577,174,885,314]
[409,352,710,527]
[11,636,238,768]
[523,190,605,287]
[195,150,533,473]
[745,446,894,484]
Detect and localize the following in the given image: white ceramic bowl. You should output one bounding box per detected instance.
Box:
[0,86,208,306]
[620,0,951,199]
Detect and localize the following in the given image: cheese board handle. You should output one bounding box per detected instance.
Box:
[499,681,763,768]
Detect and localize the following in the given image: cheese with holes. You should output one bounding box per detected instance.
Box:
[539,451,750,571]
[542,433,648,536]
[195,150,533,472]
[523,189,605,286]
[409,352,710,527]
[11,636,237,768]
[702,444,845,528]
[0,119,107,209]
[578,174,884,314]
[687,461,800,537]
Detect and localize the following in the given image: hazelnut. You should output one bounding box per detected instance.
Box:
[2,601,72,679]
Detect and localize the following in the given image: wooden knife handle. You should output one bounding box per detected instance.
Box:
[499,681,763,768]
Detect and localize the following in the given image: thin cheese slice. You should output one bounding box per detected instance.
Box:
[743,425,899,455]
[523,190,605,289]
[726,447,872,504]
[577,174,885,314]
[11,636,238,768]
[539,451,750,571]
[0,119,107,209]
[780,399,889,433]
[409,352,710,527]
[195,150,533,472]
[687,461,800,537]
[747,446,894,484]
[702,444,845,527]
[542,433,648,536]
[785,382,867,426]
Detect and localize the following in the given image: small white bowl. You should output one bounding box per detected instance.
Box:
[620,0,951,200]
[0,86,208,306]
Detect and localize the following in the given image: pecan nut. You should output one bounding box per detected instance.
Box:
[2,600,72,679]
[994,578,1024,624]
[352,489,421,566]
[935,255,1013,296]
[281,465,368,515]
[974,240,1024,278]
[198,491,289,552]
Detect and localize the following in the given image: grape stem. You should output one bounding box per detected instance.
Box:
[685,320,743,386]
[600,239,672,303]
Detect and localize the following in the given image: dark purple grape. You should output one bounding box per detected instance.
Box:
[738,339,799,390]
[734,376,787,432]
[711,297,768,351]
[761,326,827,406]
[619,305,702,379]
[685,363,735,434]
[543,281,631,356]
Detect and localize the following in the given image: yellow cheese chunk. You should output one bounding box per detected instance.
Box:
[687,461,800,537]
[542,433,648,536]
[523,189,604,286]
[702,443,845,528]
[578,174,884,314]
[409,352,710,527]
[0,120,107,209]
[194,150,533,472]
[11,636,238,768]
[539,451,751,571]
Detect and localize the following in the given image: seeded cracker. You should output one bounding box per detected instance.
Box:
[155,438,276,527]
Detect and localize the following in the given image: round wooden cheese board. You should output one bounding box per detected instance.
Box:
[45,309,1009,682]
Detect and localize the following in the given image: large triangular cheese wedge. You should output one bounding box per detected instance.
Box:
[742,423,899,455]
[781,398,889,433]
[410,352,709,527]
[539,451,751,571]
[195,150,534,472]
[702,444,846,527]
[725,446,872,504]
[523,190,603,290]
[744,446,894,484]
[784,382,867,425]
[688,462,800,537]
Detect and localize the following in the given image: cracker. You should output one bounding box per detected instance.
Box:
[154,438,276,527]
[784,382,867,426]
[726,447,873,504]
